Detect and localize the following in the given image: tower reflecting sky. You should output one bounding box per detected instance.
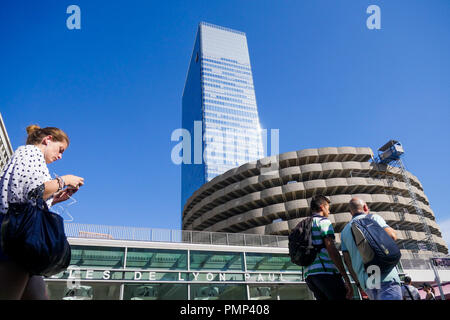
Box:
[181,22,264,212]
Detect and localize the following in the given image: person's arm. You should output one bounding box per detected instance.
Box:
[43,179,61,200]
[384,227,397,241]
[323,237,353,299]
[51,187,79,205]
[43,175,84,200]
[342,251,360,287]
[372,214,397,241]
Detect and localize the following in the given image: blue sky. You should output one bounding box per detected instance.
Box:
[0,0,449,245]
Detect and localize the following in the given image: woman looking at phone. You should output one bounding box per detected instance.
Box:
[0,125,84,300]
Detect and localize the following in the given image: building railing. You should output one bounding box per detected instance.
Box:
[64,223,289,248]
[64,223,449,270]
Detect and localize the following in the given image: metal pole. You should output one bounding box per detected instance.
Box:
[119,284,125,300]
[187,249,191,299]
[244,252,250,300]
[430,258,445,300]
[188,284,191,301]
[123,247,128,268]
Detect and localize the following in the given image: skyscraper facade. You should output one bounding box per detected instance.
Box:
[181,22,264,212]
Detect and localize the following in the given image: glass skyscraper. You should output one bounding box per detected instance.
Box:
[181,22,264,212]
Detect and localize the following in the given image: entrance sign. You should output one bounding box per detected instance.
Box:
[59,268,303,283]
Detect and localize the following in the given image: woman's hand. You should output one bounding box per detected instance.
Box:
[44,175,83,201]
[51,187,79,205]
[62,175,84,189]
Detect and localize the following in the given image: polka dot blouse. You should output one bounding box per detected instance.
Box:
[0,145,53,214]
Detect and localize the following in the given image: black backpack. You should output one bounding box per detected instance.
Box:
[288,216,325,267]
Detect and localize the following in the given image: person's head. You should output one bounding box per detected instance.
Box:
[26,125,69,164]
[349,197,370,216]
[423,283,435,294]
[310,195,331,217]
[404,276,412,285]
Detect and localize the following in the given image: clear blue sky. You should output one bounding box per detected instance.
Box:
[0,1,449,245]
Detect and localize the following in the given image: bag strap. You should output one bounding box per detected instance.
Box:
[313,216,329,272]
[404,285,414,300]
[27,184,48,210]
[350,214,368,247]
[36,197,45,209]
[312,216,328,250]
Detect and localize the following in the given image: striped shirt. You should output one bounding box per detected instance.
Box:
[304,214,339,278]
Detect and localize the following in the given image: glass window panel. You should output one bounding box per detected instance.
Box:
[245,253,302,272]
[278,284,314,300]
[248,284,314,300]
[126,248,187,270]
[123,284,188,300]
[190,251,244,271]
[46,281,121,300]
[396,262,404,274]
[70,245,125,269]
[248,285,276,300]
[190,284,246,300]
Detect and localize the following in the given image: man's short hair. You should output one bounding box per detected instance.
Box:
[310,195,331,213]
[404,276,412,284]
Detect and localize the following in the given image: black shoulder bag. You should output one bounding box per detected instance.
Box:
[0,198,71,277]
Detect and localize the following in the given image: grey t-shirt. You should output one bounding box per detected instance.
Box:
[402,284,421,300]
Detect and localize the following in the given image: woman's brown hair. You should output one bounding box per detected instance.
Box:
[26,125,70,146]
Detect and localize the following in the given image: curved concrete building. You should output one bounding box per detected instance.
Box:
[182,147,448,259]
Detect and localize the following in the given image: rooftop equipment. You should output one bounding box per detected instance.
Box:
[375,140,445,300]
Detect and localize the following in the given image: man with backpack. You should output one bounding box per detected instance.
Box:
[402,276,421,300]
[295,195,353,300]
[341,197,402,300]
